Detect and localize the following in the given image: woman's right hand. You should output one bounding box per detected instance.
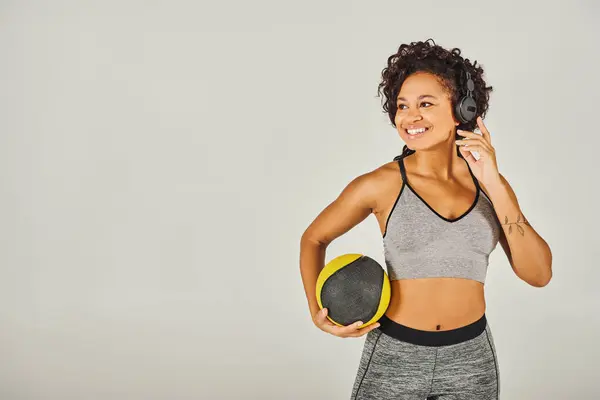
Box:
[312,308,381,338]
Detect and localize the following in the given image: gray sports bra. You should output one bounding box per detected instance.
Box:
[382,152,501,284]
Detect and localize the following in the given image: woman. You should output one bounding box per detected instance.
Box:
[299,39,552,399]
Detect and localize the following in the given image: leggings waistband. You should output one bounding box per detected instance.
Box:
[377,314,487,347]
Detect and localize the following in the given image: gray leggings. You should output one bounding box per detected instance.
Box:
[351,314,500,399]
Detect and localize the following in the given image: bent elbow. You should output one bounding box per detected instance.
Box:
[528,270,552,288]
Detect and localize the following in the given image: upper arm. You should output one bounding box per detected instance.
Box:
[301,172,380,247]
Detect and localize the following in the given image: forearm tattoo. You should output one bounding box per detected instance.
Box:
[503,214,530,235]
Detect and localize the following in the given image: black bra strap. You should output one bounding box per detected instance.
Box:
[464,158,481,191]
[397,155,408,182]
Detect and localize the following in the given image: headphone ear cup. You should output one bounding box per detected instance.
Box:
[456,95,477,124]
[455,97,466,124]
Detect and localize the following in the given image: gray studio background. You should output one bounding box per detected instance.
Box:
[1,1,598,399]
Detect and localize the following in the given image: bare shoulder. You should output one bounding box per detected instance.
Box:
[344,160,402,210]
[301,160,402,246]
[368,159,403,195]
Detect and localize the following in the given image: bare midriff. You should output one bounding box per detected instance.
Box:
[384,277,485,331]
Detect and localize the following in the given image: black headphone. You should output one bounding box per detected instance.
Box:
[455,67,477,124]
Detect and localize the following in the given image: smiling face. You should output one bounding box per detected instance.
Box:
[394,71,458,150]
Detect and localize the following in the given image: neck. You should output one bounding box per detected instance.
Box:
[409,138,465,181]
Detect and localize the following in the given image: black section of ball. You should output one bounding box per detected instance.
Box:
[320,256,384,326]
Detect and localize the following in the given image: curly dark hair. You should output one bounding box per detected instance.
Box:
[377,39,493,159]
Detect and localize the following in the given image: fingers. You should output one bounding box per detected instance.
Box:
[458,121,491,145]
[338,320,367,335]
[331,318,381,338]
[456,135,492,154]
[343,321,381,338]
[314,308,333,326]
[456,129,484,141]
[456,143,492,159]
[314,308,337,330]
[476,116,491,143]
[314,308,381,338]
[458,145,478,163]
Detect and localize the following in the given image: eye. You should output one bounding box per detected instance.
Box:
[397,104,407,110]
[420,102,433,107]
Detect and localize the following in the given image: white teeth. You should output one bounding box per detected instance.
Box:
[407,127,427,135]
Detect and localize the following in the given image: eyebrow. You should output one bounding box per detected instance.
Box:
[396,94,438,102]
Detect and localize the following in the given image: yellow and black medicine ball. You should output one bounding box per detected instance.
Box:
[316,253,391,328]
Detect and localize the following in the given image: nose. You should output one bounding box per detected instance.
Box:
[406,107,423,122]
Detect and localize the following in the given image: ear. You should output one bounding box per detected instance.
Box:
[451,115,460,126]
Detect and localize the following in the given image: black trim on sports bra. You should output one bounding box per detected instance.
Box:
[382,160,406,239]
[398,153,480,223]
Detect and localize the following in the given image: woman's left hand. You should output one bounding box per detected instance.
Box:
[456,116,502,189]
